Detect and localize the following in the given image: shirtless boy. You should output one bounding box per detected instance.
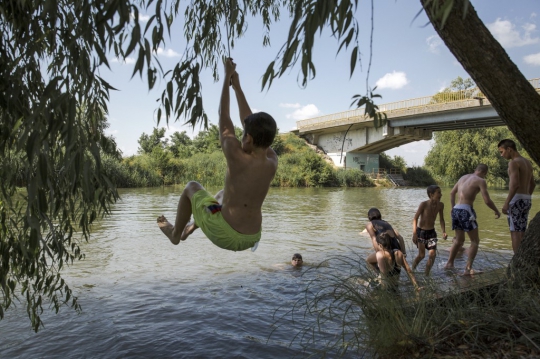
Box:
[445,164,501,275]
[157,58,278,251]
[498,139,536,253]
[412,185,447,275]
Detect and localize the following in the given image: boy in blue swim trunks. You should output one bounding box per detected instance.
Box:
[445,164,500,275]
[498,139,536,253]
[412,185,447,275]
[157,58,278,251]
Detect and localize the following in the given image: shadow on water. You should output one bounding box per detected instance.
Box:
[0,186,535,358]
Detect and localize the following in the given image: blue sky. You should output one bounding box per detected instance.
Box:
[102,0,540,166]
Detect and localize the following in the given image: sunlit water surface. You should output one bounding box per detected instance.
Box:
[1,186,536,358]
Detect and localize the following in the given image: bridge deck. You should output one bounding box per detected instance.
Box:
[296,78,539,133]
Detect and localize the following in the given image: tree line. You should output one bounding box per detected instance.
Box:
[103,125,373,188]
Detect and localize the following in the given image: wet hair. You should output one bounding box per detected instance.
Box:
[368,208,382,221]
[292,253,302,260]
[497,139,517,151]
[427,185,440,198]
[376,232,392,251]
[244,112,277,148]
[475,163,488,174]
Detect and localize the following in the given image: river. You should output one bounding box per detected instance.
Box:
[1,186,536,358]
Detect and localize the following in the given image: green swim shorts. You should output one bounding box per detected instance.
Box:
[191,190,261,251]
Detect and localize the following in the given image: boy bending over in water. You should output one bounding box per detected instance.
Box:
[375,232,420,291]
[412,185,447,275]
[365,208,407,270]
[157,58,278,251]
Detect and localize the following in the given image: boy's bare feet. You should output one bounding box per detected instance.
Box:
[461,268,483,276]
[157,215,176,242]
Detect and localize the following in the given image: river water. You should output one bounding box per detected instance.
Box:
[1,186,537,358]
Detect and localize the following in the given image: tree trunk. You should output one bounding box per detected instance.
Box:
[421,0,540,280]
[507,211,540,280]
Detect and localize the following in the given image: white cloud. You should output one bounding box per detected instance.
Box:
[487,18,539,48]
[524,52,540,66]
[279,103,301,108]
[111,56,136,65]
[285,104,320,120]
[375,71,409,90]
[156,47,181,58]
[531,12,537,19]
[426,35,443,54]
[130,12,150,22]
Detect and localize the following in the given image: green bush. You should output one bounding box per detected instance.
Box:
[403,166,437,187]
[335,168,373,187]
[176,152,227,187]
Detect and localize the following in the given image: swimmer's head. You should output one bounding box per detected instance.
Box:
[243,112,277,149]
[376,232,392,251]
[368,208,382,221]
[427,185,441,199]
[291,253,303,267]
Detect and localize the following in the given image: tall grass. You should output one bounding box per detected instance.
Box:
[278,253,540,358]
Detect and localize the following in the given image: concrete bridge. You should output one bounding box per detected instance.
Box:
[293,78,540,173]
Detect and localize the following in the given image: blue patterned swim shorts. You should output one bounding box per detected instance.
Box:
[508,194,532,232]
[451,204,478,232]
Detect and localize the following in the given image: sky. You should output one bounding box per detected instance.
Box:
[102,0,540,166]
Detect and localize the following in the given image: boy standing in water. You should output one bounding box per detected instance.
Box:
[445,164,500,275]
[498,139,535,253]
[412,185,448,275]
[157,58,278,251]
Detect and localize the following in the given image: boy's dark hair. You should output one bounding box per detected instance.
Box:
[427,185,440,198]
[475,163,488,174]
[497,139,517,151]
[292,253,302,260]
[244,112,277,148]
[376,232,392,251]
[368,208,382,221]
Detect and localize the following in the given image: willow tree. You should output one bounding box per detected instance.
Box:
[2,0,539,332]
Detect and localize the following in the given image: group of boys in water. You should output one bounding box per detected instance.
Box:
[157,58,535,291]
[364,139,534,290]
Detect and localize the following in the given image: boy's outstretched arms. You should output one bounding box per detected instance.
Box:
[231,71,251,127]
[219,58,237,146]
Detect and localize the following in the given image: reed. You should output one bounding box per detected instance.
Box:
[279,253,540,358]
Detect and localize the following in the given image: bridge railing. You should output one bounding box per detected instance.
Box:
[296,78,540,131]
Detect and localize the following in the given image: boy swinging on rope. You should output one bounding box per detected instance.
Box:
[157,58,278,251]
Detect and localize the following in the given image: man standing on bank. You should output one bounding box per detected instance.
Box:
[445,164,501,275]
[157,58,278,251]
[498,139,535,254]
